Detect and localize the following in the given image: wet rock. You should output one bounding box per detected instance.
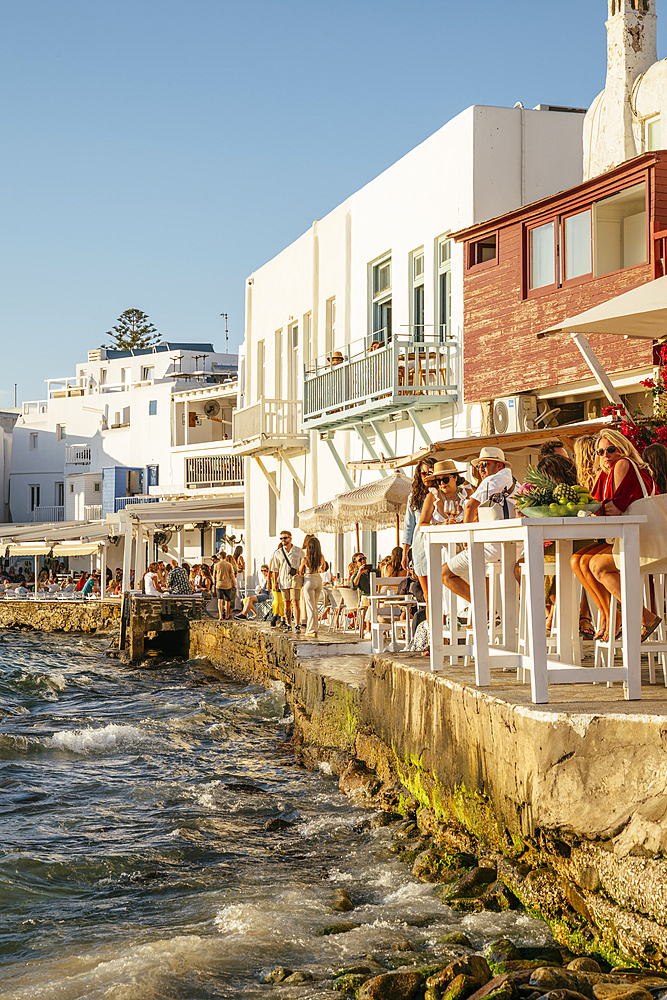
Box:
[479,883,521,913]
[332,888,355,912]
[468,974,517,1000]
[486,940,522,967]
[529,969,630,999]
[427,955,492,991]
[283,970,314,984]
[520,949,566,966]
[404,915,435,928]
[392,939,414,952]
[568,961,602,974]
[334,973,368,992]
[335,966,376,976]
[265,816,293,831]
[395,820,419,839]
[413,849,451,883]
[446,899,485,914]
[441,933,473,947]
[444,867,497,901]
[441,973,481,1000]
[577,867,602,893]
[339,760,382,802]
[358,970,425,1000]
[539,991,590,1000]
[316,920,361,936]
[565,882,594,924]
[372,811,401,828]
[426,991,441,1000]
[263,966,293,982]
[592,987,652,1000]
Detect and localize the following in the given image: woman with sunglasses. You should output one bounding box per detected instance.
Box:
[402,458,436,608]
[571,428,660,641]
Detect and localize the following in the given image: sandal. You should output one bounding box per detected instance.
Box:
[579,618,596,639]
[641,615,662,642]
[593,626,607,641]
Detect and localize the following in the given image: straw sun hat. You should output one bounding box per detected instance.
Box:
[424,460,461,482]
[470,446,510,470]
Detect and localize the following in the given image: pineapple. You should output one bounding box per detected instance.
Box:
[553,483,579,504]
[523,466,557,505]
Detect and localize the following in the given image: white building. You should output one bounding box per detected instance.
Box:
[0,410,19,523]
[11,342,240,562]
[583,0,667,180]
[235,103,586,584]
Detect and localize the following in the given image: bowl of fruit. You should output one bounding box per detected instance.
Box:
[515,468,601,518]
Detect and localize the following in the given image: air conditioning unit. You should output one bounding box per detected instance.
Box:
[493,395,539,434]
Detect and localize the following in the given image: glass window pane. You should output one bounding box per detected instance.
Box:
[648,118,661,151]
[564,210,592,280]
[439,239,451,266]
[594,181,647,276]
[529,222,555,289]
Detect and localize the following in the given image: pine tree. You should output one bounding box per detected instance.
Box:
[104,309,161,351]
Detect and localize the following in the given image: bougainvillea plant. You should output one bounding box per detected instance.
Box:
[602,345,667,453]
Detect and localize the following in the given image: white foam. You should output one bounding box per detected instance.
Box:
[298,812,360,838]
[45,723,152,754]
[318,760,333,775]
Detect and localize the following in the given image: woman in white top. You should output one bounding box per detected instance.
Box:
[298,537,326,638]
[144,562,165,598]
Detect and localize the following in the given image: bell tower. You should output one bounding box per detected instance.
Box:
[583,0,657,178]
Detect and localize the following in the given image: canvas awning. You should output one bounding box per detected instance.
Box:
[297,500,338,534]
[113,496,245,527]
[346,419,612,471]
[540,274,667,340]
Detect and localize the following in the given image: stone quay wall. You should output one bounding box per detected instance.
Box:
[0,599,121,633]
[191,620,667,970]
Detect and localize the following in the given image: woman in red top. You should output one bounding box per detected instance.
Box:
[579,429,661,641]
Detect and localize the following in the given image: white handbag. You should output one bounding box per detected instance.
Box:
[611,462,667,569]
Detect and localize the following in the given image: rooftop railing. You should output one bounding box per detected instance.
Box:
[31,506,64,523]
[303,331,458,428]
[114,496,161,512]
[83,505,103,520]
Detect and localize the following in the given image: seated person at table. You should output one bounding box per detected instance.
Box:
[82,573,100,597]
[235,564,271,619]
[442,447,519,605]
[571,428,661,642]
[351,553,374,608]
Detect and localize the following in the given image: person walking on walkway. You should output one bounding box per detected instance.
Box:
[270,530,304,633]
[299,537,325,638]
[213,555,236,620]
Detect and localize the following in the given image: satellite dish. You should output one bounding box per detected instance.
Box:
[204,400,220,418]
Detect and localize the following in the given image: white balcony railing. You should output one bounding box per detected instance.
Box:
[303,333,458,428]
[83,505,103,520]
[115,496,160,512]
[31,506,64,523]
[65,445,91,465]
[185,454,243,489]
[232,398,307,454]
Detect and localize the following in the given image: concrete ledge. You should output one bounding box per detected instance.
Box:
[190,619,667,967]
[0,599,121,632]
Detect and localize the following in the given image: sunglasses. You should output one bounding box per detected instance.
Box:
[478,462,493,471]
[420,470,432,477]
[596,446,618,456]
[280,535,291,540]
[436,475,456,484]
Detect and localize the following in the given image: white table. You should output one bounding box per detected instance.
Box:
[422,515,646,704]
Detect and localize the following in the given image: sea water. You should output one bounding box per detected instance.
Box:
[0,633,553,999]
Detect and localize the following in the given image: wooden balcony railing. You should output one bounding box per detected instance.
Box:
[303,334,458,427]
[31,506,64,523]
[65,445,91,465]
[185,454,244,488]
[232,398,308,455]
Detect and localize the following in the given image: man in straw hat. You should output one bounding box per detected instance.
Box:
[442,446,519,603]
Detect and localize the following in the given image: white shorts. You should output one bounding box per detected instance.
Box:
[446,544,502,584]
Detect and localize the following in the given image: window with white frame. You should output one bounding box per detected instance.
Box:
[29,433,38,451]
[647,116,662,151]
[100,368,107,385]
[437,237,452,342]
[256,340,265,397]
[287,323,299,399]
[29,485,40,511]
[141,365,155,381]
[325,298,336,359]
[371,255,391,345]
[148,399,157,416]
[94,482,101,492]
[56,482,64,506]
[56,423,66,442]
[121,367,131,385]
[411,249,425,342]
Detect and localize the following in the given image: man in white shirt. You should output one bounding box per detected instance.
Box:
[270,530,304,633]
[442,447,519,604]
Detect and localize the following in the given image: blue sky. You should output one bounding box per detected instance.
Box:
[1,0,662,404]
